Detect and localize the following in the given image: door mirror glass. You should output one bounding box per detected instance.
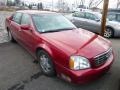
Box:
[20,24,30,30]
[95,19,100,22]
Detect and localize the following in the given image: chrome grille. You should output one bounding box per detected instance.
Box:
[94,48,112,66]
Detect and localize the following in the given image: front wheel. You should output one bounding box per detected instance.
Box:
[8,30,16,42]
[37,50,56,76]
[104,28,114,38]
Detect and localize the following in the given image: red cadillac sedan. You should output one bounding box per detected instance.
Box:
[5,10,114,84]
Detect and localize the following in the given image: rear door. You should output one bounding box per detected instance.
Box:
[72,12,86,29]
[10,12,22,41]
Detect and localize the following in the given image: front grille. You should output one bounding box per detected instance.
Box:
[94,48,112,66]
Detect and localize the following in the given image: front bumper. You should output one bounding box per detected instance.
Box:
[56,53,114,84]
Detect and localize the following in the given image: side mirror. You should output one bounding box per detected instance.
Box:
[20,24,30,30]
[95,19,100,22]
[9,16,13,20]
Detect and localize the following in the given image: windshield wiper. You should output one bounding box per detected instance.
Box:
[41,27,76,33]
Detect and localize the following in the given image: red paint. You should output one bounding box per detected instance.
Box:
[5,10,114,84]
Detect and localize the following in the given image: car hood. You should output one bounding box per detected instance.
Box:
[107,20,120,26]
[42,29,111,59]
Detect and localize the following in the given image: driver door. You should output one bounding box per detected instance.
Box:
[84,12,101,33]
[19,13,36,52]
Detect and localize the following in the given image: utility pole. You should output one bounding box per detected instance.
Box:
[101,0,109,36]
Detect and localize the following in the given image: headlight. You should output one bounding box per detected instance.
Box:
[69,56,90,70]
[114,24,120,29]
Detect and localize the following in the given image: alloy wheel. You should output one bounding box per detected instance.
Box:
[39,54,52,73]
[104,28,113,38]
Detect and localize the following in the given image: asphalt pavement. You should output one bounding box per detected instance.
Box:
[0,11,13,43]
[0,39,119,90]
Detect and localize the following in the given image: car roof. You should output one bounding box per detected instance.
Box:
[108,12,120,14]
[84,11,101,14]
[75,11,101,15]
[16,10,57,15]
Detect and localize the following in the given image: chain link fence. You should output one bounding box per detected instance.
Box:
[0,11,13,43]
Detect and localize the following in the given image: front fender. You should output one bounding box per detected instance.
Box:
[35,43,53,58]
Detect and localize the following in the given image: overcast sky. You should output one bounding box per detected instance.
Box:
[22,0,118,9]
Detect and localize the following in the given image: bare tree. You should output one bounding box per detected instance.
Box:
[88,0,93,8]
[57,0,69,12]
[80,0,84,5]
[88,0,103,8]
[94,0,103,7]
[117,0,120,8]
[57,0,63,9]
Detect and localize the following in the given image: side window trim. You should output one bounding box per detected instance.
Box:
[20,13,31,25]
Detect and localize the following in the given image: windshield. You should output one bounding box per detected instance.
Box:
[32,14,76,33]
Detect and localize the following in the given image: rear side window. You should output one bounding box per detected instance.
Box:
[73,12,85,18]
[21,14,31,25]
[13,13,22,24]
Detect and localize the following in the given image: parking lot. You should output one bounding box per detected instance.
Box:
[0,11,120,90]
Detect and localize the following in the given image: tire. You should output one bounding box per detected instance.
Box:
[8,30,16,42]
[37,50,56,76]
[104,27,114,38]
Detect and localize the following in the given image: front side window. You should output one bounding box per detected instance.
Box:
[108,14,116,21]
[21,14,31,25]
[85,13,98,20]
[117,14,120,22]
[32,14,76,33]
[13,13,22,24]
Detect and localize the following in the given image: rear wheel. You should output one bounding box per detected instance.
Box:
[37,50,56,76]
[104,28,114,38]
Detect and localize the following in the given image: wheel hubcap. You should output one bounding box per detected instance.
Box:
[40,54,51,73]
[104,29,112,38]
